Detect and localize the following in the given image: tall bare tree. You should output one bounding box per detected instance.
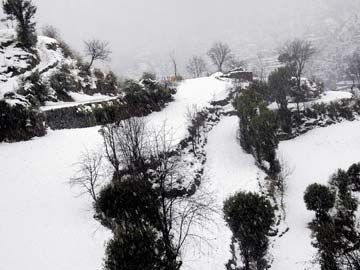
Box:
[186,56,207,78]
[170,52,179,79]
[207,41,232,72]
[278,39,316,109]
[84,39,111,70]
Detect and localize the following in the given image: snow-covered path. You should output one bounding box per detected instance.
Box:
[183,116,263,270]
[272,120,360,270]
[146,75,231,143]
[0,75,230,270]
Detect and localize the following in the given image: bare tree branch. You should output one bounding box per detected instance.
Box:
[70,149,104,203]
[84,39,111,70]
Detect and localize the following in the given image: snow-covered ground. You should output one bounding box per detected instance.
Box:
[268,91,353,111]
[272,120,360,270]
[0,127,110,270]
[0,75,231,270]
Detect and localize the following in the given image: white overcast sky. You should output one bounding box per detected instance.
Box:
[29,0,359,77]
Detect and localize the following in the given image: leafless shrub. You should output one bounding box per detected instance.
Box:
[70,149,104,203]
[276,156,294,218]
[185,105,207,154]
[100,117,147,177]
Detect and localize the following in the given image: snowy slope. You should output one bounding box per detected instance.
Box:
[0,127,110,270]
[272,120,360,270]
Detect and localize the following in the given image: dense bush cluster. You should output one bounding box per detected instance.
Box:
[48,64,120,101]
[122,77,175,110]
[233,88,280,175]
[304,164,360,269]
[278,99,360,140]
[0,100,46,142]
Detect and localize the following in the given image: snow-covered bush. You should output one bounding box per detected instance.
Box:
[48,64,76,101]
[223,191,275,270]
[122,78,174,111]
[17,70,49,106]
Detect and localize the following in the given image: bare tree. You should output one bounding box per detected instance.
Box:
[170,52,179,79]
[149,124,216,264]
[186,56,207,78]
[346,50,360,88]
[253,52,267,81]
[70,150,104,203]
[278,39,316,109]
[84,39,111,70]
[207,41,232,72]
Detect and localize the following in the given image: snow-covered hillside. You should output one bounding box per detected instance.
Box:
[0,75,231,270]
[1,67,359,270]
[0,29,116,107]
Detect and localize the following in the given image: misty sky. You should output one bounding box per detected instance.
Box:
[29,0,359,77]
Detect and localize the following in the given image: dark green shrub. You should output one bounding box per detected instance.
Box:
[224,191,275,270]
[104,227,165,270]
[304,183,335,217]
